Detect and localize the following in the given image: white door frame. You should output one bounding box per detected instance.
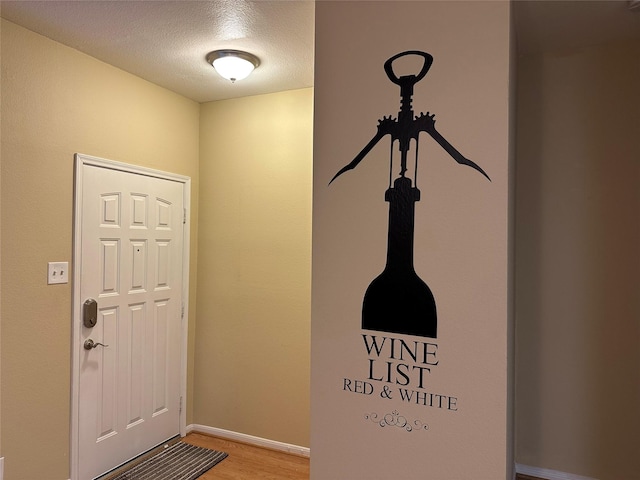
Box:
[70,153,191,480]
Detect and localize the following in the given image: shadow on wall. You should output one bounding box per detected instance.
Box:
[515,41,640,479]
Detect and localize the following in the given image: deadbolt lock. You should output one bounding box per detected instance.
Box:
[83,298,97,328]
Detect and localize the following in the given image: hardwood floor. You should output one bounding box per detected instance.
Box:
[183,432,310,480]
[184,432,543,480]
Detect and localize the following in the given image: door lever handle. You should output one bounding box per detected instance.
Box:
[84,339,109,350]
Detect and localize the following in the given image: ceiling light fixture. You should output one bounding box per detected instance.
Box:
[206,50,260,83]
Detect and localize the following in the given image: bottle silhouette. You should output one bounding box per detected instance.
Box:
[331,51,490,338]
[362,176,437,338]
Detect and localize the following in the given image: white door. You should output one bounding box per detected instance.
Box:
[72,155,188,480]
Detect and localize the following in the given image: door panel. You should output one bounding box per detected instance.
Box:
[77,162,185,480]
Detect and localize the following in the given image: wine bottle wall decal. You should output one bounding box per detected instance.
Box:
[330,51,491,339]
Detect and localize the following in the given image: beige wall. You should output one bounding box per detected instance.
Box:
[515,39,640,479]
[1,18,313,478]
[5,6,638,480]
[195,89,312,447]
[0,12,3,462]
[312,2,512,478]
[0,19,200,479]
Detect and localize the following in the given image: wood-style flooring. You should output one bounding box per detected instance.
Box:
[185,432,543,480]
[183,432,310,480]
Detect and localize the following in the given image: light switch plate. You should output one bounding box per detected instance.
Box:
[48,262,69,284]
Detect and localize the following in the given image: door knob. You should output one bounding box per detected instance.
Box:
[84,339,108,350]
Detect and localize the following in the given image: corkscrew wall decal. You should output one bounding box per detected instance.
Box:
[329,50,491,339]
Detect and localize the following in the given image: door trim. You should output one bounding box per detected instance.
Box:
[70,153,191,480]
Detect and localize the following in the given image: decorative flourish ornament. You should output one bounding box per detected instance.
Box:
[365,410,429,432]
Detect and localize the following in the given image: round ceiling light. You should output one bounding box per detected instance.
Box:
[206,50,260,83]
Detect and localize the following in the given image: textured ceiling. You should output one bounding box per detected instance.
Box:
[0,0,315,103]
[1,1,639,104]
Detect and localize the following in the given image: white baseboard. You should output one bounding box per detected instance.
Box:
[516,463,600,480]
[187,424,310,458]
